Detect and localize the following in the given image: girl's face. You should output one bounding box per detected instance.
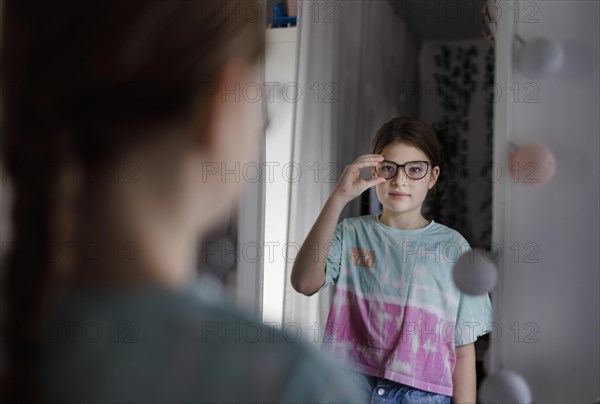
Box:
[371,142,440,217]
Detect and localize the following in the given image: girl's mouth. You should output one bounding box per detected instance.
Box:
[389,192,409,199]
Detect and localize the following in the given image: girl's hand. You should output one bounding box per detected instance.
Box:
[331,154,387,204]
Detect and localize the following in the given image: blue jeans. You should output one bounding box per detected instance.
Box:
[350,371,452,404]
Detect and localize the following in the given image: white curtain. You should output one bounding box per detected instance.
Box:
[282,0,420,345]
[282,0,339,344]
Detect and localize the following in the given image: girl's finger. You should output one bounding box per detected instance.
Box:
[353,154,384,163]
[366,177,386,188]
[352,159,385,169]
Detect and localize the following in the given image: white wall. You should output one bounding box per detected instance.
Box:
[263,27,297,325]
[498,1,599,401]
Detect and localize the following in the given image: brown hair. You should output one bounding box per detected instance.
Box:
[0,1,265,402]
[371,116,441,196]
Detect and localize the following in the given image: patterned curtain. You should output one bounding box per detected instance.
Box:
[420,40,495,250]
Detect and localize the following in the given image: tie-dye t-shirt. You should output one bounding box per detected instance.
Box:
[319,214,493,396]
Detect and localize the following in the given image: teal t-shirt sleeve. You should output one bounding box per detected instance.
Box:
[454,291,494,346]
[454,238,494,346]
[319,221,343,290]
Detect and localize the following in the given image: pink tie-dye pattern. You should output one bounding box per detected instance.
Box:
[322,287,456,396]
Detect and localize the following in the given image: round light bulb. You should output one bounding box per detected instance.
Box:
[517,37,564,78]
[479,369,532,403]
[452,248,498,296]
[509,143,557,187]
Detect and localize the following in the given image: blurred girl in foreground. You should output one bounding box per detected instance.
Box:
[0,1,358,403]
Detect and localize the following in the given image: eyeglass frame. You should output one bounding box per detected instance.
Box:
[374,160,432,181]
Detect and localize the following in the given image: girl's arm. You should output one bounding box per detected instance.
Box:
[451,342,477,404]
[290,154,386,296]
[290,193,346,295]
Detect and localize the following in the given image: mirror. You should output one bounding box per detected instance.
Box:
[264,0,497,400]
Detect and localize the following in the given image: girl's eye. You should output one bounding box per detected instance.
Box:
[408,166,421,174]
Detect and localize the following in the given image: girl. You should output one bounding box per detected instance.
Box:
[0,1,359,403]
[292,116,493,403]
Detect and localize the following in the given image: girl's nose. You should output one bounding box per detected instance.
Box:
[391,169,408,185]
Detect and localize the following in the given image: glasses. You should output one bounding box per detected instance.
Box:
[375,160,431,180]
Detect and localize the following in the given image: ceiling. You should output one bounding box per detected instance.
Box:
[388,0,487,41]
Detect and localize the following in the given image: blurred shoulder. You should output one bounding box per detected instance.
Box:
[42,274,358,402]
